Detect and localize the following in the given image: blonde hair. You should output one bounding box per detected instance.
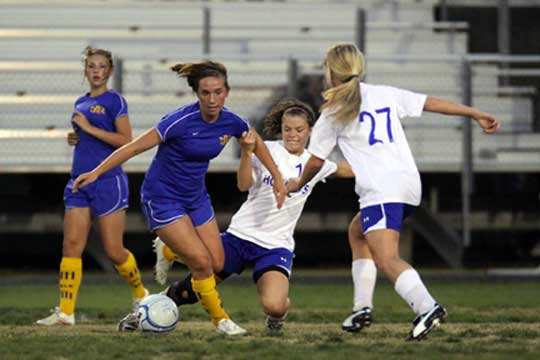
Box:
[321,42,365,123]
[82,46,113,68]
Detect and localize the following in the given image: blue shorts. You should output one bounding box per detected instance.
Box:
[64,173,129,217]
[141,193,215,231]
[220,231,294,283]
[359,203,416,234]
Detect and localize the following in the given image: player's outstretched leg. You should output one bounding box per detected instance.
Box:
[407,303,447,340]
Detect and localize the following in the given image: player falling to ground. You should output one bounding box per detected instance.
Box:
[286,42,500,340]
[118,98,354,333]
[37,47,148,327]
[71,61,286,336]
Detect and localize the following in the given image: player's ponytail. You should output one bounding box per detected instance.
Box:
[321,42,365,123]
[263,98,315,138]
[170,61,230,92]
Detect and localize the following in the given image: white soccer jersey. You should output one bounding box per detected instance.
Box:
[308,82,426,208]
[227,140,338,251]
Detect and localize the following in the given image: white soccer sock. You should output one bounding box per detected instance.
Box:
[352,258,377,311]
[394,268,436,315]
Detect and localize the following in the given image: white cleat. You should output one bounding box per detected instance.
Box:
[341,307,372,332]
[36,307,75,326]
[132,288,150,312]
[215,318,247,336]
[153,237,173,285]
[408,303,447,340]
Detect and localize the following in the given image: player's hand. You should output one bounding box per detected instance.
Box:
[285,177,301,194]
[72,171,98,193]
[272,179,286,209]
[71,112,92,133]
[67,131,80,146]
[239,128,256,153]
[473,112,500,134]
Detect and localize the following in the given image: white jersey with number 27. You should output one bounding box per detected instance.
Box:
[227,140,337,252]
[308,82,427,209]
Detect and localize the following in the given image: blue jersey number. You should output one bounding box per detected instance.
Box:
[295,163,302,177]
[359,107,394,145]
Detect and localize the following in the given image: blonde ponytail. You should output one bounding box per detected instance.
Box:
[321,43,365,123]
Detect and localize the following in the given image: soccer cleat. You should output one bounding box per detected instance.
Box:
[265,313,287,332]
[132,288,150,312]
[407,303,447,341]
[215,318,247,336]
[153,237,173,285]
[36,307,75,326]
[117,311,140,332]
[341,307,372,332]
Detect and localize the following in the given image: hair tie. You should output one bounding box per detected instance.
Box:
[344,74,359,82]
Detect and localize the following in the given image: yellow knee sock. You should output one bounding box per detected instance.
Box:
[59,257,82,316]
[191,275,229,326]
[163,244,182,262]
[115,251,146,299]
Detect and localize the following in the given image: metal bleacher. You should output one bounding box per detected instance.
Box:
[0,0,538,174]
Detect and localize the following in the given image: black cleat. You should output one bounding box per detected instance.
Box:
[407,303,447,341]
[341,307,372,332]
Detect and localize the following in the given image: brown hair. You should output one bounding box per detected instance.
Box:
[82,46,113,68]
[170,61,230,92]
[263,98,316,138]
[321,42,365,123]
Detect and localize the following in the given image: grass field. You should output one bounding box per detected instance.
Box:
[1,270,539,360]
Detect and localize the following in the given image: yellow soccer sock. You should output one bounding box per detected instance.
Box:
[59,257,82,316]
[163,244,182,262]
[115,251,146,299]
[191,275,230,326]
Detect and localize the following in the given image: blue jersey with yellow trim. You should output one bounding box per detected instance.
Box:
[141,101,249,203]
[71,90,128,178]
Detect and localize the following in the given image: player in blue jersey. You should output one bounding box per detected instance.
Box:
[37,47,148,327]
[287,43,500,340]
[71,61,286,335]
[115,98,354,333]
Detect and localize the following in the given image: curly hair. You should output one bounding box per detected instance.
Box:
[170,61,230,92]
[263,98,316,138]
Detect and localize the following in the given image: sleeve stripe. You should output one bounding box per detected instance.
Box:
[112,91,127,120]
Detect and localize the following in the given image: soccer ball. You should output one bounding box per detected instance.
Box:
[137,294,179,333]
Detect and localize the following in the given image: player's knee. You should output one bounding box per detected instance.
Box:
[261,296,288,317]
[62,236,83,257]
[210,255,224,274]
[373,255,399,275]
[103,245,126,264]
[186,253,213,275]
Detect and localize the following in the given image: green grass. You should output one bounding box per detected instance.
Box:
[1,271,539,359]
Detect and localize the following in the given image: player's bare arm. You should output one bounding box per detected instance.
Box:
[72,112,133,147]
[424,96,500,134]
[72,128,161,192]
[252,131,286,208]
[237,129,256,191]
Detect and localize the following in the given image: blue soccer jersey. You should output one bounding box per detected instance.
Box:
[141,102,249,204]
[71,90,128,178]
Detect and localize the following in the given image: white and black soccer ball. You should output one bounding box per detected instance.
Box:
[137,294,179,333]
